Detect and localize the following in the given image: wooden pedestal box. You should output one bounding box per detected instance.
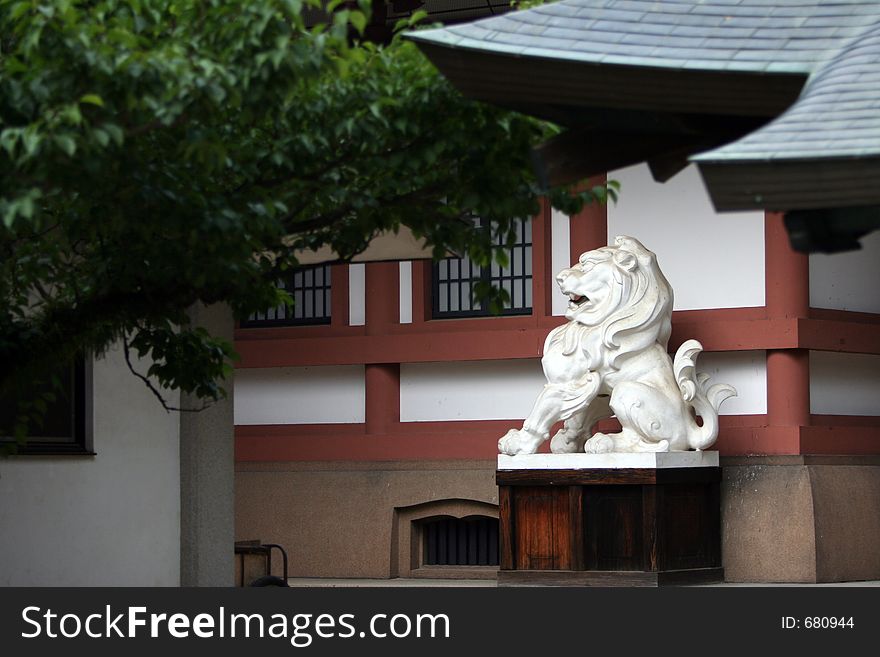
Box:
[496,464,723,586]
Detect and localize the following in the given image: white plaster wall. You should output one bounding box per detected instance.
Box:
[697,350,767,415]
[235,365,365,424]
[400,352,765,422]
[551,209,572,316]
[810,351,880,416]
[809,231,880,314]
[607,164,765,310]
[400,360,546,421]
[0,345,181,586]
[349,263,366,326]
[399,261,413,324]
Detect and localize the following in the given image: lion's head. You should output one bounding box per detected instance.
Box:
[555,236,673,369]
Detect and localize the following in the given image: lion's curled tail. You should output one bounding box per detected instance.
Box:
[673,339,737,451]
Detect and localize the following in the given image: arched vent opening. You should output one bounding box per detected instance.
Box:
[420,515,499,567]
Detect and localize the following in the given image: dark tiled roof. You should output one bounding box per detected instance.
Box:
[694,17,880,162]
[411,0,878,72]
[407,1,880,211]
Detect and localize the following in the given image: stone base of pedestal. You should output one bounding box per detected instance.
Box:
[497,452,723,587]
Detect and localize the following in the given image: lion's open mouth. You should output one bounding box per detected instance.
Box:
[568,293,589,309]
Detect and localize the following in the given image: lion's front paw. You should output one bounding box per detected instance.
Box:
[498,429,543,455]
[584,433,615,454]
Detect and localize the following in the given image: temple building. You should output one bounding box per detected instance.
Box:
[235,0,880,584]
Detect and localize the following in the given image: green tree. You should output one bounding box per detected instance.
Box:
[0,0,612,439]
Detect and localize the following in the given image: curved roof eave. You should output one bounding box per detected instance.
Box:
[407,1,880,213]
[693,16,880,210]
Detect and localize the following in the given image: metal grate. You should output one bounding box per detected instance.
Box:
[242,265,332,327]
[422,516,499,566]
[432,218,532,318]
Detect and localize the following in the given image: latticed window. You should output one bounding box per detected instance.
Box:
[241,264,331,327]
[421,516,500,567]
[432,218,532,318]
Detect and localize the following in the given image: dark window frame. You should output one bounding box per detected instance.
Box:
[431,217,533,319]
[240,264,332,328]
[1,356,93,456]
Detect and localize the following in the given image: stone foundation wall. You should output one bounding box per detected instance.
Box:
[236,456,880,583]
[722,456,880,583]
[235,460,497,579]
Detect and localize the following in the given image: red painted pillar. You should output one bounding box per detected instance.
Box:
[570,174,609,263]
[766,351,810,428]
[764,212,810,433]
[365,262,399,334]
[364,262,401,434]
[532,199,552,318]
[765,212,809,319]
[365,363,400,435]
[329,264,350,329]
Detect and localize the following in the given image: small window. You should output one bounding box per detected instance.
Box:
[0,357,90,455]
[421,516,500,567]
[432,218,532,318]
[242,264,332,327]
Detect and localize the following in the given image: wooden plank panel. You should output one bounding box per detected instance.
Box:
[642,485,659,573]
[498,486,514,570]
[513,486,571,570]
[568,486,585,571]
[584,485,644,571]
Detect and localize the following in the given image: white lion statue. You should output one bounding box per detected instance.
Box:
[499,235,736,455]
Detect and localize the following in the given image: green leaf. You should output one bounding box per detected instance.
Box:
[349,10,367,35]
[0,129,19,157]
[103,124,124,146]
[80,94,105,107]
[21,131,40,156]
[54,135,76,157]
[92,128,110,147]
[18,195,34,219]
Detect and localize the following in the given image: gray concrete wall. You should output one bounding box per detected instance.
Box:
[0,345,181,586]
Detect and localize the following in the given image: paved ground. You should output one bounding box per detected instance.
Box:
[287,578,880,587]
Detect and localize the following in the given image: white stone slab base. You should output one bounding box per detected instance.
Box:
[497,451,719,470]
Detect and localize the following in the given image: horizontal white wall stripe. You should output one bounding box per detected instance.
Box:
[810,231,880,314]
[696,350,767,416]
[400,351,764,422]
[400,360,546,422]
[607,164,765,311]
[235,365,365,425]
[810,351,880,416]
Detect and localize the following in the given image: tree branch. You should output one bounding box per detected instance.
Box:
[122,336,214,414]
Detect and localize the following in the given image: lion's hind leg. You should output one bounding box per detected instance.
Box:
[584,381,679,453]
[550,395,612,454]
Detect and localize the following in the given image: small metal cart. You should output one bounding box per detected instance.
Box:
[234,540,289,587]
